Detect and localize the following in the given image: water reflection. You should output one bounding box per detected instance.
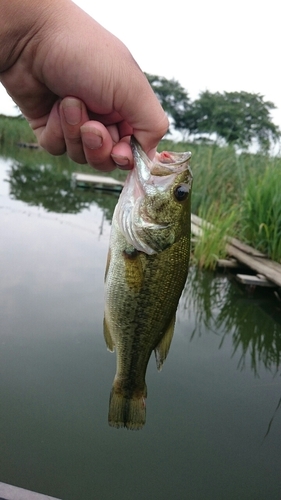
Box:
[3,150,281,377]
[2,150,281,498]
[181,266,281,373]
[3,145,125,220]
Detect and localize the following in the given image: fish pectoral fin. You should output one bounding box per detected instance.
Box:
[104,248,111,282]
[123,246,144,292]
[103,316,115,352]
[154,314,176,371]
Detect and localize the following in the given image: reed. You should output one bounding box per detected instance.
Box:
[161,138,281,265]
[241,162,281,261]
[192,203,238,270]
[0,114,36,145]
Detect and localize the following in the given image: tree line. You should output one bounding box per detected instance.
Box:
[145,73,280,151]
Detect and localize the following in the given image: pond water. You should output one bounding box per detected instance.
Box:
[1,147,281,500]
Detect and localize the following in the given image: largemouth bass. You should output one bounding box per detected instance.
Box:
[104,137,193,430]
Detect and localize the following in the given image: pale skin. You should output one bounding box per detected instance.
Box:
[0,0,168,171]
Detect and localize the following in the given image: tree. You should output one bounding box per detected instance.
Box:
[145,73,191,130]
[175,90,280,151]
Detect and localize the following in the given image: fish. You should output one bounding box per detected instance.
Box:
[103,137,193,430]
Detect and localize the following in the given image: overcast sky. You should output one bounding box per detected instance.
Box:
[1,0,280,129]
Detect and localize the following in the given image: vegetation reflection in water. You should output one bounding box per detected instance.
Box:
[3,143,125,220]
[181,266,281,374]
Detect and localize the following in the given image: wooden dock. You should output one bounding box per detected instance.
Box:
[71,173,124,192]
[191,214,281,288]
[17,142,40,149]
[0,482,61,500]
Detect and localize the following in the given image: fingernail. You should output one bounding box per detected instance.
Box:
[81,126,103,149]
[111,154,130,168]
[62,98,82,125]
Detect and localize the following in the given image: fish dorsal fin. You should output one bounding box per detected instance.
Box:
[154,314,176,371]
[103,316,115,352]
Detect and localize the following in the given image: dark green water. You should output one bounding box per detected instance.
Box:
[1,148,281,500]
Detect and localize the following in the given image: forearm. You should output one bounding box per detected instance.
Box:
[0,0,67,72]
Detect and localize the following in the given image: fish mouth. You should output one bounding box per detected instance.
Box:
[115,137,191,255]
[131,136,191,180]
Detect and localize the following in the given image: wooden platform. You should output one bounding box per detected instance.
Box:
[71,172,124,192]
[191,214,281,288]
[236,274,276,287]
[17,142,40,149]
[0,482,61,500]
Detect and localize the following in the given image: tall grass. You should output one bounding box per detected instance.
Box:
[241,163,281,261]
[161,138,281,265]
[192,203,238,270]
[0,114,36,146]
[161,139,270,213]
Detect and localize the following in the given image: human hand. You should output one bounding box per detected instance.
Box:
[0,0,168,171]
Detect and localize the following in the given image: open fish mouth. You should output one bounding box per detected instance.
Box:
[113,137,193,255]
[131,136,192,180]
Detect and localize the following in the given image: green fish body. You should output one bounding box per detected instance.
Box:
[104,137,193,429]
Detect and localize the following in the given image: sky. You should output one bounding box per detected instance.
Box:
[1,0,280,130]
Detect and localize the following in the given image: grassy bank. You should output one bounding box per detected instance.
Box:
[161,139,281,265]
[1,114,280,265]
[0,114,36,145]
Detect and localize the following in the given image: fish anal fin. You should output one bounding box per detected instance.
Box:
[155,314,176,371]
[103,316,115,352]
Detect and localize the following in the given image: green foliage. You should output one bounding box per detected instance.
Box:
[145,74,281,151]
[160,139,265,213]
[145,73,190,130]
[241,164,281,261]
[0,114,36,145]
[9,162,121,219]
[176,90,280,151]
[182,267,281,372]
[161,138,281,264]
[4,147,126,219]
[192,203,238,270]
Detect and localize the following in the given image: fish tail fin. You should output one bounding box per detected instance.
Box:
[108,385,147,430]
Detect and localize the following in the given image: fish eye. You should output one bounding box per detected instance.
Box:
[174,183,190,202]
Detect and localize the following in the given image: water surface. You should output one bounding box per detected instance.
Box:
[1,149,281,499]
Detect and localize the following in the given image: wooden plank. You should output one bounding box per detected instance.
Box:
[191,213,281,287]
[0,482,61,500]
[71,173,124,191]
[72,173,124,186]
[236,274,276,287]
[226,243,281,287]
[190,222,203,237]
[226,236,266,257]
[191,213,211,229]
[191,214,266,256]
[17,142,40,149]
